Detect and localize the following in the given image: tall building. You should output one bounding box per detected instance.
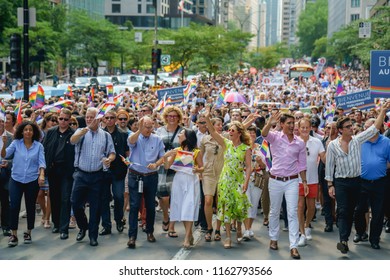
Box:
[63,0,105,19]
[328,0,377,38]
[264,0,281,46]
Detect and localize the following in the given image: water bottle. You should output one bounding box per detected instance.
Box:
[102,157,109,172]
[138,177,144,193]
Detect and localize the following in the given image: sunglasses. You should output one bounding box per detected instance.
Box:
[50,118,58,122]
[105,116,116,120]
[214,145,219,155]
[118,118,128,121]
[58,117,69,121]
[306,147,310,156]
[69,123,77,126]
[198,121,206,125]
[228,128,236,133]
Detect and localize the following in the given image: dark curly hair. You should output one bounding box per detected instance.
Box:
[14,121,41,142]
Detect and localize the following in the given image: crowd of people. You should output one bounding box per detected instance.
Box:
[0,65,390,260]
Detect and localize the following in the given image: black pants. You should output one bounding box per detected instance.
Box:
[48,165,74,233]
[334,177,361,242]
[0,183,10,230]
[354,177,386,244]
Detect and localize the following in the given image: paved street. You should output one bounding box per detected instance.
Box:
[1,206,389,260]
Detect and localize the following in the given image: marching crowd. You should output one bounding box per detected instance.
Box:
[0,66,390,260]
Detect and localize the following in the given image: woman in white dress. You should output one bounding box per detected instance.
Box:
[163,128,204,249]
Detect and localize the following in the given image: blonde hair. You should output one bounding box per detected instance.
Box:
[161,105,183,125]
[229,121,251,146]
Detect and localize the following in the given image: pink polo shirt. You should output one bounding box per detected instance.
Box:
[264,130,307,177]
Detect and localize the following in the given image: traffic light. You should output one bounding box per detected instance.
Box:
[10,33,22,78]
[151,48,161,74]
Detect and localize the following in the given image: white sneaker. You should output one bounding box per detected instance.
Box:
[298,235,307,247]
[243,230,250,241]
[315,202,322,210]
[249,230,254,237]
[305,227,312,240]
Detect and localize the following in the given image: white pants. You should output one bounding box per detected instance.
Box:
[268,178,299,249]
[246,181,262,219]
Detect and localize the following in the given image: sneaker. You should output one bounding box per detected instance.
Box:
[248,230,254,237]
[282,226,288,232]
[305,227,312,240]
[24,232,32,244]
[315,202,322,210]
[337,241,349,254]
[298,235,307,247]
[8,235,18,247]
[242,230,250,241]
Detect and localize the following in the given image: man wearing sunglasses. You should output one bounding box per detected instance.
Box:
[99,111,129,236]
[326,101,390,254]
[43,108,75,240]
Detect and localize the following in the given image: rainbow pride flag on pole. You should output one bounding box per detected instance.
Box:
[29,91,37,107]
[35,85,45,109]
[106,84,114,101]
[169,150,194,175]
[14,99,23,124]
[0,100,5,120]
[260,139,272,170]
[66,85,73,97]
[95,102,116,119]
[215,88,226,108]
[335,72,344,95]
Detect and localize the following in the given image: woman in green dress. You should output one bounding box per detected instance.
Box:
[204,109,252,249]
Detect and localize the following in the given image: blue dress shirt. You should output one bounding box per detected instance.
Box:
[361,134,390,180]
[5,139,46,183]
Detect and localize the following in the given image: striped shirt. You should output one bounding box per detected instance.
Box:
[73,128,115,172]
[325,125,378,180]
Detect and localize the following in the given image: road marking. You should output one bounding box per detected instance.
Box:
[171,228,202,260]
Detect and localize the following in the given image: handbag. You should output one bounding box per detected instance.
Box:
[254,170,269,189]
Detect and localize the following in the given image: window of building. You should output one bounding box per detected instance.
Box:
[146,4,154,13]
[138,4,142,13]
[351,14,360,21]
[112,0,121,2]
[112,4,121,13]
[199,7,204,14]
[199,0,204,4]
[351,0,360,8]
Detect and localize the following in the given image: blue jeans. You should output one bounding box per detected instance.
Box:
[9,178,39,231]
[101,174,125,229]
[127,173,158,240]
[334,177,361,242]
[71,170,105,240]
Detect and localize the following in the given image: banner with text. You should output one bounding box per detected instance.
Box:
[157,86,186,104]
[370,50,390,98]
[335,90,375,113]
[262,76,284,86]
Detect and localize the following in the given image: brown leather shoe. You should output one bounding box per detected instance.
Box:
[147,233,156,243]
[290,248,301,259]
[127,237,136,249]
[269,240,278,250]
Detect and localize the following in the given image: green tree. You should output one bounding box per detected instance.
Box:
[296,0,328,57]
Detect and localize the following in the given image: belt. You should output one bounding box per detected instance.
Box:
[76,168,103,174]
[270,174,298,182]
[361,176,386,183]
[128,169,158,177]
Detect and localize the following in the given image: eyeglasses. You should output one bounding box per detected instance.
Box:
[58,117,69,121]
[196,103,203,106]
[198,121,206,125]
[105,116,116,120]
[295,116,303,119]
[343,124,353,129]
[118,118,128,121]
[69,123,77,126]
[306,147,310,156]
[50,118,58,122]
[214,145,219,155]
[144,126,154,130]
[167,115,178,119]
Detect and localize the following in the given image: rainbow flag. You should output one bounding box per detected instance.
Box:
[95,102,116,119]
[324,105,335,119]
[260,139,272,170]
[335,72,343,95]
[35,85,45,109]
[215,88,226,108]
[114,93,124,107]
[29,91,37,107]
[0,100,5,119]
[14,99,23,124]
[106,84,114,101]
[169,150,194,175]
[119,155,130,166]
[154,99,165,112]
[183,80,197,98]
[66,85,73,97]
[90,87,95,101]
[42,100,75,112]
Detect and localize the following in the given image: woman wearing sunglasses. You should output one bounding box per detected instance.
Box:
[204,109,251,249]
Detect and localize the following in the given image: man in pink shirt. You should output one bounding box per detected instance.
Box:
[262,112,308,259]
